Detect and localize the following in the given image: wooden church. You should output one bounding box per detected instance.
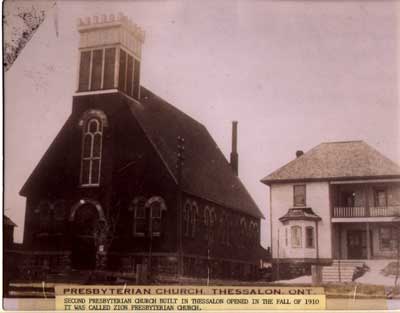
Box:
[19,13,263,281]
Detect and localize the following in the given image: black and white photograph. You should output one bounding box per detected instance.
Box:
[3,0,400,310]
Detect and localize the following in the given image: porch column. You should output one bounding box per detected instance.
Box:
[338,224,342,259]
[366,222,371,259]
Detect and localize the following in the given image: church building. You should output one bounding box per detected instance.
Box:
[19,13,263,281]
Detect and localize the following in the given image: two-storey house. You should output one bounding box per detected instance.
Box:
[261,141,400,279]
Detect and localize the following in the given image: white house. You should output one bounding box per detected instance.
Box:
[261,141,400,279]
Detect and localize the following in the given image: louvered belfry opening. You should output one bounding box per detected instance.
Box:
[76,13,145,100]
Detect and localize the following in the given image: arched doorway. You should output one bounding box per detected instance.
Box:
[70,202,102,270]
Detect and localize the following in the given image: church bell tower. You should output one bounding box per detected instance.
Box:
[76,13,145,99]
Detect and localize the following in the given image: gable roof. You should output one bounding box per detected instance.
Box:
[20,88,263,219]
[128,87,264,218]
[261,141,400,185]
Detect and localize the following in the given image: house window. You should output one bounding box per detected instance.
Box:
[78,48,116,91]
[305,226,314,248]
[375,190,387,207]
[294,185,306,207]
[291,225,302,248]
[133,197,146,236]
[379,227,394,250]
[80,118,103,186]
[285,228,288,246]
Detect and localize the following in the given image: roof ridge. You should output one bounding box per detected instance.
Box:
[321,140,363,144]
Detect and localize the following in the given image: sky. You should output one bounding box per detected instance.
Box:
[4,0,400,247]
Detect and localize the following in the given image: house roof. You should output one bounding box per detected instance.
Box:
[128,87,264,218]
[261,141,400,185]
[4,215,17,227]
[279,207,321,222]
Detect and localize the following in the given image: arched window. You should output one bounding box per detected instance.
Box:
[183,200,198,238]
[291,225,302,248]
[132,197,146,237]
[146,196,167,237]
[204,206,216,242]
[80,117,103,186]
[190,202,199,238]
[240,217,247,245]
[131,196,167,237]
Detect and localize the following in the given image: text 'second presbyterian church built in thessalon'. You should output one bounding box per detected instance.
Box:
[18,14,264,282]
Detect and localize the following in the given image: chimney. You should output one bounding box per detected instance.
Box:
[296,150,304,158]
[76,13,145,99]
[230,121,239,176]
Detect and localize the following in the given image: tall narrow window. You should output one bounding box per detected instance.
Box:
[285,227,288,246]
[38,201,52,232]
[103,48,116,89]
[294,185,306,207]
[146,197,167,237]
[118,49,127,91]
[133,197,146,237]
[305,226,314,248]
[78,51,91,91]
[81,118,103,186]
[183,201,191,237]
[126,55,134,96]
[190,202,199,238]
[91,49,103,90]
[204,206,216,242]
[133,59,141,99]
[291,225,302,248]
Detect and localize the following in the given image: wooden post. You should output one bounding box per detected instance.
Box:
[338,224,342,282]
[366,222,371,259]
[276,228,280,281]
[365,184,370,217]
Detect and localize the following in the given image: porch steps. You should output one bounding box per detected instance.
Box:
[322,260,366,283]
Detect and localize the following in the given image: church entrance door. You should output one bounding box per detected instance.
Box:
[70,203,99,270]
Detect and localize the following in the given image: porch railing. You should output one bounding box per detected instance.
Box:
[333,206,400,217]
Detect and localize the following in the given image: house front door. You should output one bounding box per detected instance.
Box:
[347,230,367,259]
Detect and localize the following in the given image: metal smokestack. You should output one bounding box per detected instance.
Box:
[230,121,239,176]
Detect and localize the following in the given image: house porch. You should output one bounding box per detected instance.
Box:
[332,221,399,260]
